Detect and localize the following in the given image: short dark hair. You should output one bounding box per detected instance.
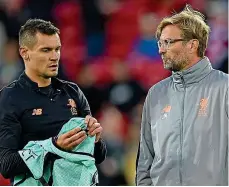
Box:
[19,18,60,47]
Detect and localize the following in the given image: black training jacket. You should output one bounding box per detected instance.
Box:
[0,72,106,180]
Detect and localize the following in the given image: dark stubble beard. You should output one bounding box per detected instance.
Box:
[42,72,58,79]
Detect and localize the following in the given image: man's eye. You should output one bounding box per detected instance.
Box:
[42,49,49,52]
[164,40,169,45]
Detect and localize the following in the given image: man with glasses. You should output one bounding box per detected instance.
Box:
[136,5,228,186]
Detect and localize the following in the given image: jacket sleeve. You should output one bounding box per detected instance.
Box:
[136,91,155,186]
[0,89,29,178]
[94,139,107,164]
[69,83,107,164]
[225,88,228,118]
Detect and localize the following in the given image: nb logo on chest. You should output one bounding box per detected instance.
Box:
[32,109,43,116]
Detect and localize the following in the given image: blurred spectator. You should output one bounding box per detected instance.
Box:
[130,13,161,60]
[218,56,228,74]
[0,21,7,61]
[96,0,122,15]
[103,60,146,114]
[0,0,26,39]
[76,63,105,115]
[52,0,85,81]
[127,12,170,90]
[96,104,128,185]
[0,0,55,39]
[0,39,23,88]
[206,0,228,70]
[123,101,143,185]
[79,0,106,58]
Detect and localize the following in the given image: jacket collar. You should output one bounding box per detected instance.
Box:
[172,57,213,86]
[19,71,67,90]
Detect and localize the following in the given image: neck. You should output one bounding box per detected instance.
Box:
[183,56,202,70]
[25,69,51,87]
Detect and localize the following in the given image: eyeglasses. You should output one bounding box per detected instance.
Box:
[157,38,185,49]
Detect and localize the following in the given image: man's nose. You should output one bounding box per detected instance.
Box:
[50,51,59,60]
[159,46,166,55]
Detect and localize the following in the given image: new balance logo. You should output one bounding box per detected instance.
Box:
[32,109,42,116]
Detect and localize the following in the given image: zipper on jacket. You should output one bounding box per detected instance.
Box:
[179,76,186,185]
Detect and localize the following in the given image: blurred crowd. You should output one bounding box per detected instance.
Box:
[0,0,228,185]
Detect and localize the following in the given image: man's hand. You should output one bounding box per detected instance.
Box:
[56,127,87,151]
[85,115,103,143]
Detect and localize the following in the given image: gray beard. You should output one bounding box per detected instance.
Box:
[163,58,189,72]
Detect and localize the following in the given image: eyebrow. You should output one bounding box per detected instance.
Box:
[159,38,174,40]
[40,46,61,50]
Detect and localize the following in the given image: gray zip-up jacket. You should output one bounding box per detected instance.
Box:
[136,57,228,186]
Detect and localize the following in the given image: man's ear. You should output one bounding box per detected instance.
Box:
[188,39,199,54]
[19,47,29,60]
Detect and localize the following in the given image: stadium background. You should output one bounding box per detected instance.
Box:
[0,0,227,185]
